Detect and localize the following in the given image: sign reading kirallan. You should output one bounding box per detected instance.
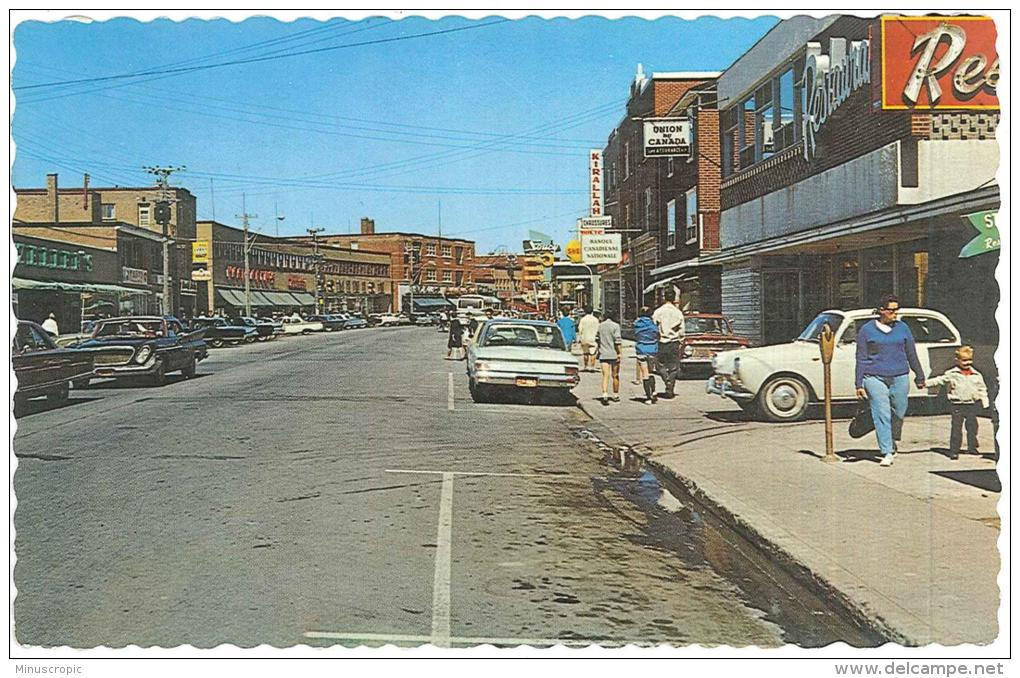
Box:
[589,150,604,216]
[802,37,870,160]
[581,232,622,265]
[881,16,998,110]
[643,118,691,157]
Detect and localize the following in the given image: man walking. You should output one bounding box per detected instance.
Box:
[557,308,577,350]
[577,307,599,372]
[652,289,685,398]
[596,311,623,404]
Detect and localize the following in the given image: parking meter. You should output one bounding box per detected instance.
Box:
[819,323,837,462]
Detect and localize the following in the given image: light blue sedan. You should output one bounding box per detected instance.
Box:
[466,319,579,403]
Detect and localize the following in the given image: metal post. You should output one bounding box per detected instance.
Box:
[307,227,324,313]
[820,322,838,463]
[237,196,257,318]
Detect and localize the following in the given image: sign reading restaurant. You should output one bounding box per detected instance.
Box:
[881,16,998,110]
[802,37,870,160]
[643,118,691,157]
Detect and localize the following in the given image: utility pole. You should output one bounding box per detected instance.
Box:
[237,194,257,318]
[307,227,325,313]
[144,165,185,316]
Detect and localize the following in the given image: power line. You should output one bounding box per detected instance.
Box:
[14,19,510,92]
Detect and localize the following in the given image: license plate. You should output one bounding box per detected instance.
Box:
[95,369,113,376]
[515,377,538,388]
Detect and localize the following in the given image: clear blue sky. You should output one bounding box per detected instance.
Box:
[12,12,778,253]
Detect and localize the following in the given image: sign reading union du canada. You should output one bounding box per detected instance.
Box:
[880,16,999,110]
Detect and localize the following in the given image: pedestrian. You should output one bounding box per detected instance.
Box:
[446,317,465,360]
[633,306,660,404]
[926,345,989,459]
[467,314,480,343]
[41,313,59,336]
[596,310,623,404]
[652,289,685,398]
[855,295,926,467]
[577,307,599,372]
[557,308,577,350]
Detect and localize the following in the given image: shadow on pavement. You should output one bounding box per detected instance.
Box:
[14,396,103,419]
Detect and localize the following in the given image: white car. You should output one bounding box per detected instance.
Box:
[707,308,962,421]
[281,317,325,334]
[377,313,405,327]
[466,319,579,403]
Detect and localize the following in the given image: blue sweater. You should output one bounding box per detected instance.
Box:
[557,316,577,344]
[855,320,924,388]
[633,316,659,355]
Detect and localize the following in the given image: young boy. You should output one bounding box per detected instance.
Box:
[926,345,990,459]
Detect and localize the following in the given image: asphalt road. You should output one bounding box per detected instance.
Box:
[14,326,813,648]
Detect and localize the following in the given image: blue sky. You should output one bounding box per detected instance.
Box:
[12,13,778,253]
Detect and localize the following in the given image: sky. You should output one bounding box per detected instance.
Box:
[12,11,779,253]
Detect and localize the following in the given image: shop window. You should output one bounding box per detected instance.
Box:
[666,199,677,250]
[101,203,116,221]
[864,250,895,309]
[685,188,698,244]
[762,270,802,344]
[837,255,861,309]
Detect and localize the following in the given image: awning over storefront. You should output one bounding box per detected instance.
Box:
[216,289,247,307]
[289,292,316,306]
[412,297,454,310]
[642,273,699,295]
[12,277,151,295]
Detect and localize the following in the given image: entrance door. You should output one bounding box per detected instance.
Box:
[762,270,801,345]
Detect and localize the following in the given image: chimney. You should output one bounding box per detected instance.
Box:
[360,217,375,235]
[46,173,59,223]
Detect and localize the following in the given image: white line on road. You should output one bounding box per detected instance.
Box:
[386,469,603,480]
[302,630,657,647]
[447,372,455,411]
[431,472,454,648]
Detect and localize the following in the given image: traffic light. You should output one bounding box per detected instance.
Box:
[154,201,172,224]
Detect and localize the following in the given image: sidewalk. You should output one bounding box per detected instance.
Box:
[571,342,1000,646]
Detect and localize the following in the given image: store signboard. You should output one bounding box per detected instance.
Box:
[192,240,211,264]
[802,37,871,160]
[191,268,212,281]
[643,118,691,157]
[589,150,604,216]
[122,266,148,286]
[959,210,1000,258]
[880,16,998,110]
[581,232,622,265]
[578,216,612,235]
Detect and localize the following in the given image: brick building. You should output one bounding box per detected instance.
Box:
[705,15,999,346]
[472,254,525,304]
[298,218,476,313]
[599,67,720,325]
[14,173,199,316]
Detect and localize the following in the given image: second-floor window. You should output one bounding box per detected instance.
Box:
[101,203,115,221]
[666,156,674,177]
[442,270,453,283]
[426,243,436,256]
[686,188,699,244]
[666,199,677,250]
[138,204,151,226]
[441,244,452,257]
[426,268,436,281]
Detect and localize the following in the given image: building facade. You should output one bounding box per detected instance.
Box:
[708,15,999,346]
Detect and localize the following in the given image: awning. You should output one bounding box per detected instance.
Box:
[412,298,453,310]
[643,273,699,295]
[289,292,316,306]
[12,277,151,295]
[259,291,295,306]
[648,257,716,278]
[216,288,247,307]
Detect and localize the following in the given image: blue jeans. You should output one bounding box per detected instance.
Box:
[863,374,910,456]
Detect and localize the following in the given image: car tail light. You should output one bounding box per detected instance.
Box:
[564,366,579,376]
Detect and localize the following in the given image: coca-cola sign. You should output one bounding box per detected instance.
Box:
[880,16,999,110]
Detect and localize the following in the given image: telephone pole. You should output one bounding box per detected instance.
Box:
[237,195,257,318]
[144,165,185,316]
[307,227,324,313]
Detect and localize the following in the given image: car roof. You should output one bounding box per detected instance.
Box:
[481,318,557,328]
[97,315,166,322]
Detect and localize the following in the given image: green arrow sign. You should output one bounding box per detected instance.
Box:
[959,210,1000,258]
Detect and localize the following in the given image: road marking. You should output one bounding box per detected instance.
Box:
[431,472,454,648]
[302,631,657,647]
[447,372,455,411]
[386,469,603,480]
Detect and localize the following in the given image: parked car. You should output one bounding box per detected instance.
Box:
[74,316,208,386]
[466,319,579,403]
[707,308,962,421]
[190,317,258,347]
[281,316,325,334]
[230,316,277,341]
[343,314,368,330]
[678,313,751,371]
[414,313,437,326]
[257,317,285,336]
[376,313,404,327]
[308,314,347,332]
[13,320,95,407]
[54,320,98,348]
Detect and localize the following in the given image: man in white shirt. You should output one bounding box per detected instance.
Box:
[576,308,600,372]
[652,289,685,398]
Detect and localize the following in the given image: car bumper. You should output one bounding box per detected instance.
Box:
[93,356,160,378]
[706,375,755,400]
[475,372,579,388]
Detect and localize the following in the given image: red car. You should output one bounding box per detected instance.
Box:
[680,313,750,370]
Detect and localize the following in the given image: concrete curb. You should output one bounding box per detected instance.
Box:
[572,396,902,645]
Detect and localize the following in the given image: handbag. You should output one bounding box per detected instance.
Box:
[848,401,875,438]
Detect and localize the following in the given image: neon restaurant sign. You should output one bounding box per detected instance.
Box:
[16,243,94,272]
[802,37,871,160]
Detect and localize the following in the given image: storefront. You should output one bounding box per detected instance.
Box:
[711,15,999,346]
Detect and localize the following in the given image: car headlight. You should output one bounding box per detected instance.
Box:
[683,345,694,356]
[135,345,153,364]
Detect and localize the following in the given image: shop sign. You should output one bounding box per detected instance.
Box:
[288,276,308,291]
[565,239,583,263]
[643,118,692,157]
[881,16,998,110]
[192,268,212,281]
[16,243,93,272]
[578,216,612,234]
[589,150,604,216]
[192,240,211,264]
[180,280,197,294]
[802,37,871,160]
[959,210,999,258]
[121,266,148,285]
[581,232,622,265]
[225,266,275,283]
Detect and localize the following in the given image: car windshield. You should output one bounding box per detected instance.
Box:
[685,317,731,335]
[797,312,845,342]
[96,320,164,338]
[481,324,565,350]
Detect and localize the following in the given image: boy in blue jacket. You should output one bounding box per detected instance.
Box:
[633,306,660,404]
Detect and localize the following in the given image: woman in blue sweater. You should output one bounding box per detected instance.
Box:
[633,306,660,404]
[856,295,926,467]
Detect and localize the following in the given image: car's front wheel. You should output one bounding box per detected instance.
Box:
[209,338,224,348]
[755,374,811,422]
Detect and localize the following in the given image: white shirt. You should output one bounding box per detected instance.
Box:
[41,317,59,335]
[652,302,685,343]
[927,367,990,408]
[577,314,599,343]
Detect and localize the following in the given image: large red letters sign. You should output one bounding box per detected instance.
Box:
[880,16,998,110]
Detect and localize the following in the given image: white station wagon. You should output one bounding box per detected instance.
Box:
[707,308,962,421]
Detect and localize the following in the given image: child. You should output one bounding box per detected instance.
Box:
[926,345,990,459]
[632,306,660,404]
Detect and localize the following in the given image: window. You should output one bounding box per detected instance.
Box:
[101,203,116,220]
[755,81,776,160]
[426,268,436,282]
[442,270,452,283]
[644,187,653,232]
[426,243,436,256]
[404,241,413,252]
[721,106,739,177]
[775,67,797,151]
[666,199,677,250]
[624,141,631,178]
[685,188,698,244]
[441,244,452,257]
[666,156,674,177]
[738,98,756,170]
[138,204,151,227]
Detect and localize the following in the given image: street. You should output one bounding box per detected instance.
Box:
[12,326,876,648]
